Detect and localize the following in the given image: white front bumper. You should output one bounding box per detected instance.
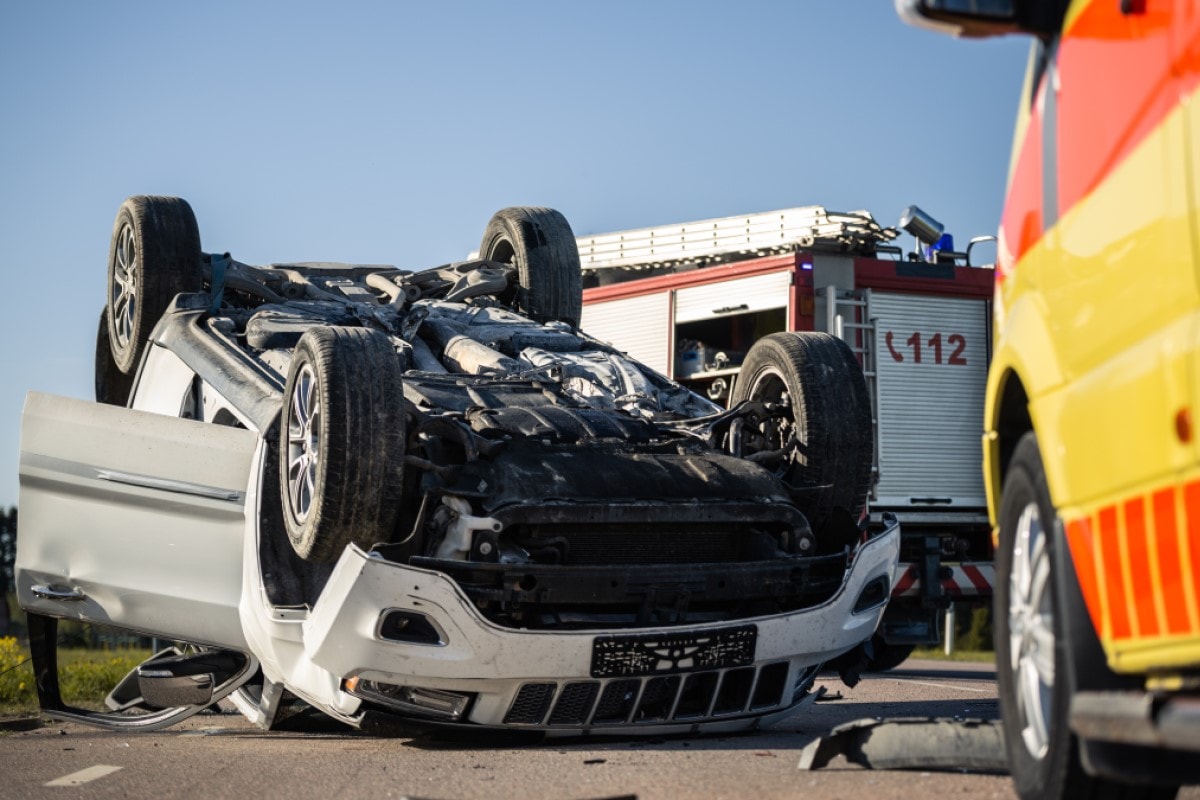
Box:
[256,519,899,733]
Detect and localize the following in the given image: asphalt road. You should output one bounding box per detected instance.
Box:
[0,659,1190,800]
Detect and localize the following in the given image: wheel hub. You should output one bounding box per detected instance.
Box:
[1009,500,1055,760]
[286,364,321,522]
[111,223,138,348]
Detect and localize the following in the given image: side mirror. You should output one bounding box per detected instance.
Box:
[966,235,998,267]
[895,0,1023,38]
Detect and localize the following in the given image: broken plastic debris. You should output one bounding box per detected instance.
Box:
[797,717,1007,775]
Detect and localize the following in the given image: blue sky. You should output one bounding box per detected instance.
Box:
[0,2,1028,508]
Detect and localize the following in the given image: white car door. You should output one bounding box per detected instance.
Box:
[16,392,260,650]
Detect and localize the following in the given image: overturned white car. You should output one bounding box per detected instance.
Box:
[16,196,898,735]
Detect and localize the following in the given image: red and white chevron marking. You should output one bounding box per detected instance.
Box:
[892,562,995,598]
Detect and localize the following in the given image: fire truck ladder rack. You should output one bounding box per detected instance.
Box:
[576,206,900,275]
[825,286,882,496]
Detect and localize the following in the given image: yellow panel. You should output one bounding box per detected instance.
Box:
[1028,104,1196,512]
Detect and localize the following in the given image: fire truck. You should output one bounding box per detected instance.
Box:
[576,205,995,667]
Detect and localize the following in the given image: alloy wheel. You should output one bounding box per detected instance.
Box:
[286,363,321,522]
[1009,500,1055,760]
[111,223,137,348]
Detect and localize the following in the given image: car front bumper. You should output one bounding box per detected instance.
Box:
[288,516,899,733]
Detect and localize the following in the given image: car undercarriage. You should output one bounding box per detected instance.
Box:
[16,197,898,734]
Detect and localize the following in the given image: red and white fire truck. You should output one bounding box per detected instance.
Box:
[577,205,995,667]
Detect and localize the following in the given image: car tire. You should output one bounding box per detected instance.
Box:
[95,307,135,406]
[995,433,1175,800]
[730,332,873,534]
[478,206,583,328]
[865,637,915,672]
[279,326,406,562]
[106,195,203,374]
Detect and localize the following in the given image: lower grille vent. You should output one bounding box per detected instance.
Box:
[503,662,794,728]
[504,682,555,725]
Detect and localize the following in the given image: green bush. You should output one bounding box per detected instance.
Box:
[958,603,994,652]
[0,637,35,710]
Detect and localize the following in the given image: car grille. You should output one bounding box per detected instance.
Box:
[502,661,796,727]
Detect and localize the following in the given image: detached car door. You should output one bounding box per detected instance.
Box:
[16,392,259,650]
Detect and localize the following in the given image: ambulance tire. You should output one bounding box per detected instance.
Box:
[478,207,582,328]
[106,196,204,375]
[730,332,873,535]
[996,433,1177,800]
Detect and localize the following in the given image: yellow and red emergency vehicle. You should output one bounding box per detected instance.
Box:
[900,0,1200,797]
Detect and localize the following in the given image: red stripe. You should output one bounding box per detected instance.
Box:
[1152,487,1190,635]
[1065,517,1104,637]
[1098,505,1132,640]
[1058,0,1192,217]
[892,565,917,596]
[961,564,992,594]
[1124,497,1159,637]
[1184,481,1200,624]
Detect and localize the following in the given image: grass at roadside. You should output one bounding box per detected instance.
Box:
[0,637,151,717]
[911,646,996,664]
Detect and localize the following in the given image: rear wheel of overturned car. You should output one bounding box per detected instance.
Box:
[95,307,135,406]
[730,332,873,534]
[478,206,583,328]
[280,326,406,562]
[106,195,203,374]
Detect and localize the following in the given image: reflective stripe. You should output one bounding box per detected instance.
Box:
[1098,505,1133,640]
[1152,487,1191,635]
[1125,497,1159,637]
[891,563,995,598]
[1185,483,1200,634]
[1067,479,1200,649]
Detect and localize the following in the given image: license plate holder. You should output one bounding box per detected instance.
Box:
[590,624,757,678]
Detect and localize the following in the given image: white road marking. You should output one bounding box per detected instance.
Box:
[890,678,994,694]
[45,764,123,787]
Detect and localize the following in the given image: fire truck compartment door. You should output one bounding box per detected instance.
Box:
[871,292,989,508]
[580,292,672,375]
[673,271,791,323]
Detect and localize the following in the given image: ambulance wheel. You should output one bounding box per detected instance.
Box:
[478,206,582,328]
[730,332,873,534]
[996,433,1175,800]
[280,326,406,562]
[106,195,203,374]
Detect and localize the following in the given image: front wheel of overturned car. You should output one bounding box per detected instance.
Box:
[730,332,873,534]
[105,195,203,374]
[478,206,583,328]
[995,433,1173,800]
[280,326,406,562]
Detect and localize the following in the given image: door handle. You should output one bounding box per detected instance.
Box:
[30,584,87,602]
